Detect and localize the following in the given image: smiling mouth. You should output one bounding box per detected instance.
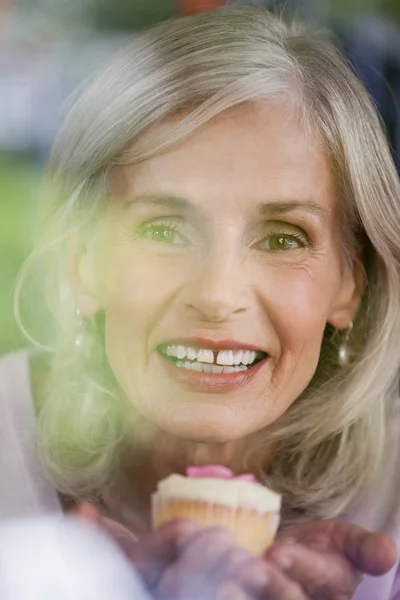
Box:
[157,344,268,374]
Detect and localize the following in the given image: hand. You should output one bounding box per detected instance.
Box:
[261,519,398,599]
[76,505,398,600]
[75,503,274,599]
[122,520,275,599]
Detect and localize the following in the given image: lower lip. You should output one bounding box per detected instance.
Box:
[157,353,268,393]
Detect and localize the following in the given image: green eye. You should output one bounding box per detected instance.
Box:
[147,226,179,243]
[258,233,305,251]
[137,220,186,245]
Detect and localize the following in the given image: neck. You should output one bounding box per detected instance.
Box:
[101,419,272,535]
[130,419,263,478]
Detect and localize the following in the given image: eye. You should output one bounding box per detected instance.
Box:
[256,232,307,252]
[136,218,186,245]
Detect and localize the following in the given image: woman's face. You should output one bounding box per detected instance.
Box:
[79,103,361,443]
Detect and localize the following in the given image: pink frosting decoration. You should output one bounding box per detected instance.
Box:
[186,465,258,483]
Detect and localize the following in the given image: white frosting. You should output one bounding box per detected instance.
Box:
[157,474,281,512]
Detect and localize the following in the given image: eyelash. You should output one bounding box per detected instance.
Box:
[254,227,310,251]
[135,217,311,252]
[135,217,187,244]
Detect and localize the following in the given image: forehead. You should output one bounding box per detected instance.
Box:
[109,103,336,213]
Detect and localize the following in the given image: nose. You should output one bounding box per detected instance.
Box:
[183,246,253,323]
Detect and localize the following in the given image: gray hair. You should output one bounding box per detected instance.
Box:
[16,7,400,524]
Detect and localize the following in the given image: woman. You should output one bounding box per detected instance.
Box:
[1,6,400,599]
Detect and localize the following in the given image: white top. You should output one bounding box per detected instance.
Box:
[0,351,61,519]
[1,351,400,600]
[0,516,151,600]
[157,473,281,512]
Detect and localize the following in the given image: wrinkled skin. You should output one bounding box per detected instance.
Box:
[77,504,397,600]
[72,103,393,599]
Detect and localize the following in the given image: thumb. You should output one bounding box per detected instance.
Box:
[115,519,199,588]
[73,501,102,525]
[337,523,398,576]
[74,502,138,554]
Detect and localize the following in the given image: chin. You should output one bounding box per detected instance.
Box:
[157,404,252,443]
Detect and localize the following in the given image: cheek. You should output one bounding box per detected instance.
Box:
[102,247,189,319]
[105,249,179,314]
[262,266,334,348]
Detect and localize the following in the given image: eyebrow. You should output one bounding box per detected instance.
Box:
[257,200,330,223]
[125,194,330,222]
[124,194,191,210]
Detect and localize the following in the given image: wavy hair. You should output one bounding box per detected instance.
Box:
[15,7,400,523]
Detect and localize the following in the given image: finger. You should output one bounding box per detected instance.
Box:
[217,549,273,598]
[155,527,236,598]
[279,520,398,577]
[235,558,307,600]
[175,526,236,571]
[129,519,199,587]
[235,557,273,596]
[220,546,255,579]
[73,502,102,524]
[257,562,307,600]
[75,504,139,551]
[218,581,255,600]
[99,515,139,548]
[267,540,361,597]
[339,526,398,576]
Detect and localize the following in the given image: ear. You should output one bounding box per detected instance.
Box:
[328,258,366,330]
[68,233,103,317]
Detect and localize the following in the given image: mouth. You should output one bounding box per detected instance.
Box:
[157,340,268,375]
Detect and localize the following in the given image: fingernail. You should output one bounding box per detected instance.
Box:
[181,521,199,534]
[230,591,247,600]
[218,583,248,600]
[251,568,270,589]
[176,522,199,546]
[282,537,297,545]
[275,555,293,570]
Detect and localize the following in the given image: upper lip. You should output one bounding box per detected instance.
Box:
[158,337,267,353]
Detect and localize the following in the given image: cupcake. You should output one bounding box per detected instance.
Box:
[152,465,281,555]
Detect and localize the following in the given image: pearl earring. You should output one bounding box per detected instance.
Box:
[338,321,353,366]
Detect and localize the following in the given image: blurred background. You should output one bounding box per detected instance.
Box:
[1,0,400,355]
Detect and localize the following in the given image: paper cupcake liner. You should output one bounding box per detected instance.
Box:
[152,494,280,555]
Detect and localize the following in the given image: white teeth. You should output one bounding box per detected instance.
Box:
[186,347,198,361]
[174,360,248,374]
[164,345,263,368]
[191,361,203,372]
[240,350,257,365]
[243,350,256,365]
[249,350,257,364]
[216,350,234,366]
[167,345,183,359]
[177,345,186,360]
[241,350,249,365]
[233,350,243,365]
[197,349,214,364]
